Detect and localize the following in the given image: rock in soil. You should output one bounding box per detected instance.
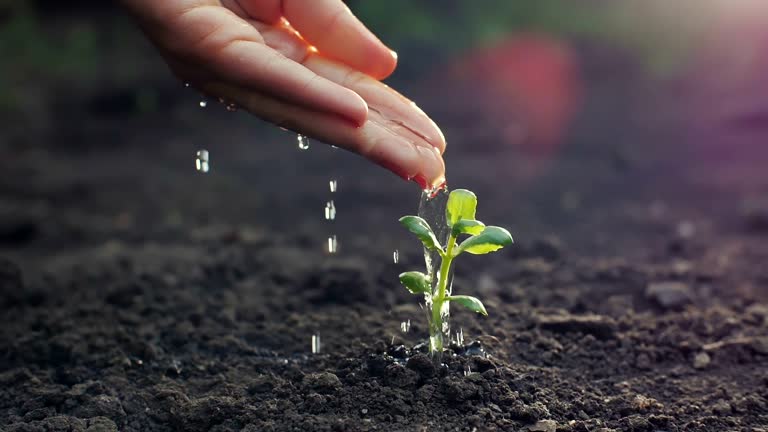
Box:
[537,312,616,340]
[525,419,558,431]
[406,354,436,378]
[302,372,342,393]
[646,281,694,309]
[693,351,711,369]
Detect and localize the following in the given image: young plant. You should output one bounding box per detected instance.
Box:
[399,189,513,355]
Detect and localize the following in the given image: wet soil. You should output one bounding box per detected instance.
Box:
[2,19,768,432]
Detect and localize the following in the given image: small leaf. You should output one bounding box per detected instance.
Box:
[446,189,477,227]
[399,216,442,251]
[456,226,513,255]
[453,219,485,236]
[448,295,488,316]
[399,271,431,295]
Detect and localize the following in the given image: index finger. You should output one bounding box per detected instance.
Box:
[235,0,398,80]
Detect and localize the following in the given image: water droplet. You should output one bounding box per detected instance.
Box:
[463,365,472,377]
[199,100,207,108]
[400,320,410,333]
[361,408,368,415]
[298,134,310,150]
[393,250,400,263]
[419,188,454,347]
[329,180,338,193]
[170,359,182,375]
[225,103,238,112]
[391,335,395,345]
[422,181,448,199]
[195,149,210,173]
[311,334,321,354]
[324,200,336,221]
[327,235,338,254]
[331,145,338,149]
[455,328,464,346]
[184,82,190,88]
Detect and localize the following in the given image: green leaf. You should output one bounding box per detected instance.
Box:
[399,216,442,251]
[446,189,477,227]
[399,271,431,295]
[453,219,485,236]
[448,295,488,316]
[456,226,513,255]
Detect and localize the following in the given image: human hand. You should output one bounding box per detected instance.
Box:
[121,0,446,188]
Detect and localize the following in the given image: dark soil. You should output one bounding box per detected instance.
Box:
[2,14,768,432]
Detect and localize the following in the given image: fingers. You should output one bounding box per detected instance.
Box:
[248,21,446,186]
[205,81,446,188]
[237,0,398,79]
[176,6,369,125]
[304,55,446,188]
[126,2,368,125]
[226,0,282,24]
[304,55,446,154]
[255,22,446,154]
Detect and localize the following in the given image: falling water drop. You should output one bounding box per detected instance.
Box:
[311,334,321,354]
[393,250,400,263]
[324,200,336,221]
[400,320,411,333]
[463,365,472,377]
[199,100,207,108]
[418,188,452,353]
[298,134,310,150]
[195,149,210,173]
[327,235,338,254]
[329,180,338,193]
[455,328,464,346]
[184,82,190,88]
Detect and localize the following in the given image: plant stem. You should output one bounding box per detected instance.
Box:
[430,233,456,354]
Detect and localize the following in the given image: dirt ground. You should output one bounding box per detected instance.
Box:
[2,14,768,432]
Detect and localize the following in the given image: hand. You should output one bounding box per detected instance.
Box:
[121,0,447,188]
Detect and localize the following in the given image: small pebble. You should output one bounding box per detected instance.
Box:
[302,372,341,393]
[646,281,693,310]
[526,419,557,432]
[693,352,711,370]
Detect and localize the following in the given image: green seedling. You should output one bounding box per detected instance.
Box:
[399,189,514,355]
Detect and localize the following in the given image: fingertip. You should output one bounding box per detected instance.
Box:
[416,143,446,189]
[368,49,398,80]
[343,88,369,127]
[433,124,447,155]
[405,149,445,190]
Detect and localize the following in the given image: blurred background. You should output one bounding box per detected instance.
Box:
[1,0,768,271]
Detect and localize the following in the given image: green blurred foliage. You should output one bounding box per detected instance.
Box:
[352,0,698,75]
[0,3,99,112]
[0,0,704,116]
[354,0,608,49]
